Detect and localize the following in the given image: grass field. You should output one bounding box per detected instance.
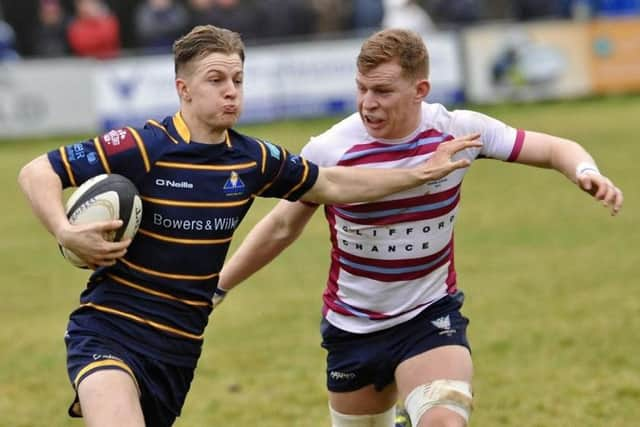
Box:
[1,96,638,427]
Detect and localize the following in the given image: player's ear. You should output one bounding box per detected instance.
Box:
[416,79,430,102]
[175,78,192,102]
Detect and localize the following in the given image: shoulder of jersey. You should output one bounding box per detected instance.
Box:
[311,113,366,146]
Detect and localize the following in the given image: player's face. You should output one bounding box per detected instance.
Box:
[356,61,427,140]
[180,52,244,132]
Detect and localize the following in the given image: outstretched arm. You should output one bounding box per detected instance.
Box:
[515,131,623,215]
[218,200,318,295]
[18,155,130,267]
[215,134,481,306]
[301,133,482,204]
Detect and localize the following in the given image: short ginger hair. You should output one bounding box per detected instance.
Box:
[357,29,429,80]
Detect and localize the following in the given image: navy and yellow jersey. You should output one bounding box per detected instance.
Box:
[48,112,319,367]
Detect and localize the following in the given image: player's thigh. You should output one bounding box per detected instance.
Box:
[395,344,472,400]
[77,369,145,427]
[329,382,398,415]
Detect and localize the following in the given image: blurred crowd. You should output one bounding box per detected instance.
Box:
[0,0,639,60]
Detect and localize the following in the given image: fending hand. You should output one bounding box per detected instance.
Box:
[420,133,483,182]
[577,172,623,216]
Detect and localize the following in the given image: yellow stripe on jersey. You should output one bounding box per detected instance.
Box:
[141,195,250,208]
[93,137,111,173]
[282,157,310,199]
[120,257,219,280]
[255,180,274,196]
[107,273,211,307]
[255,139,267,174]
[172,112,191,143]
[255,145,290,196]
[73,359,139,392]
[127,127,151,172]
[154,161,256,171]
[59,147,77,187]
[138,228,233,245]
[79,302,204,340]
[224,130,231,148]
[146,120,180,144]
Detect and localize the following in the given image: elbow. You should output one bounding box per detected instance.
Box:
[18,155,60,195]
[17,161,35,194]
[306,169,345,205]
[267,207,310,247]
[270,218,301,245]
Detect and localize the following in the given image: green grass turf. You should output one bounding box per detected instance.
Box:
[0,95,637,426]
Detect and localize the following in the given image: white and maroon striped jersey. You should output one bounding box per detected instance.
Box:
[300,102,525,333]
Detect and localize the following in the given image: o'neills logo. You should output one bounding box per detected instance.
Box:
[155,178,194,189]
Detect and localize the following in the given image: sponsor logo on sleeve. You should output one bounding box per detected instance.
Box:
[66,143,99,165]
[263,141,281,160]
[65,143,85,162]
[86,151,99,165]
[100,129,136,156]
[289,154,302,165]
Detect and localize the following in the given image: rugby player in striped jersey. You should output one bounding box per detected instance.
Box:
[219,28,623,427]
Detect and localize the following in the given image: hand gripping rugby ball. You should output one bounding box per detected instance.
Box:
[60,174,143,268]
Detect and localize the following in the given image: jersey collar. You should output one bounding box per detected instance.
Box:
[170,112,232,148]
[172,112,191,143]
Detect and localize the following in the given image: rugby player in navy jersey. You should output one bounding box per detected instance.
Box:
[17,25,482,427]
[218,29,624,427]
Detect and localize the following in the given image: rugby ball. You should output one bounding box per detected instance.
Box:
[60,174,143,268]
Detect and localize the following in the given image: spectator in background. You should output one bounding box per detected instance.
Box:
[67,0,120,59]
[383,0,435,33]
[312,0,351,34]
[254,0,316,40]
[0,4,19,61]
[187,0,258,41]
[209,0,258,41]
[0,0,37,56]
[422,0,483,25]
[135,0,188,54]
[33,0,70,57]
[186,0,217,27]
[350,0,385,33]
[512,0,563,20]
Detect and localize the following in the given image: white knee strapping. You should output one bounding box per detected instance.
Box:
[404,379,473,425]
[329,403,396,427]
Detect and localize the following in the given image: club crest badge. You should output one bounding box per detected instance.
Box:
[223,171,245,196]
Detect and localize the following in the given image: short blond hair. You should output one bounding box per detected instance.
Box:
[357,29,429,80]
[172,25,245,76]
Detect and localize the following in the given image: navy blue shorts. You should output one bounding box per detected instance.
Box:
[320,292,470,392]
[65,320,194,427]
